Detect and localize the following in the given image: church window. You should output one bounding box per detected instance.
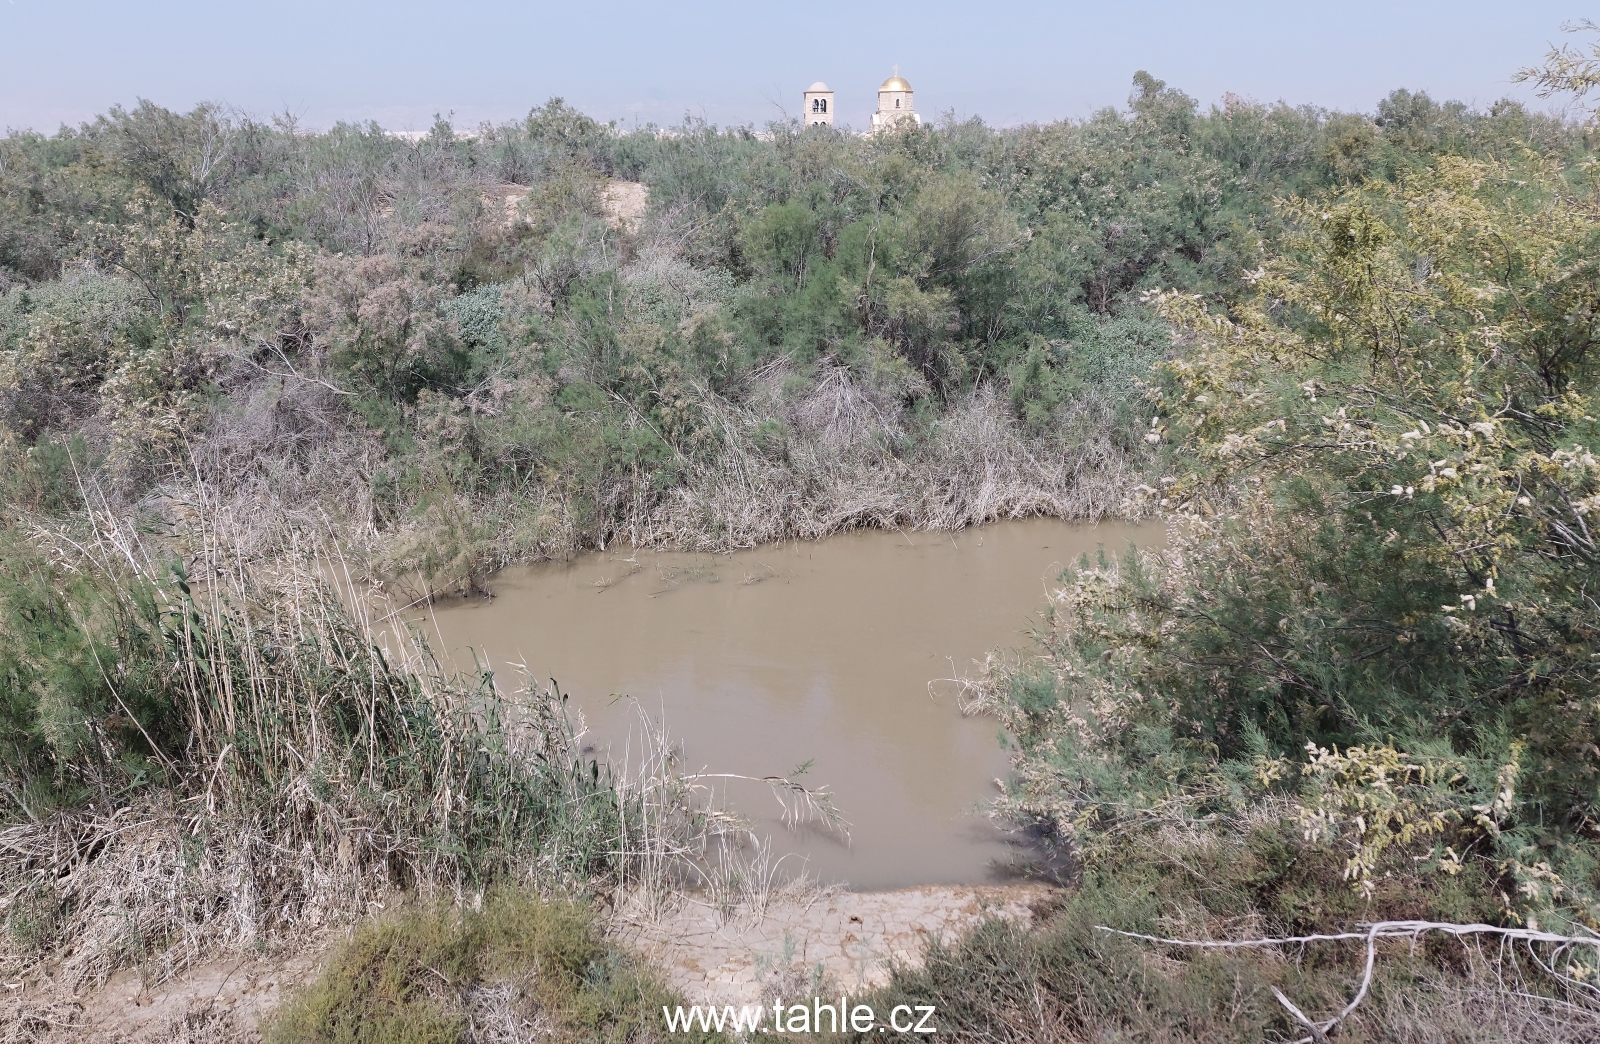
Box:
[895,98,900,108]
[820,98,827,112]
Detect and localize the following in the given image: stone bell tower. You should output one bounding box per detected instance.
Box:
[803,82,835,127]
[871,68,919,134]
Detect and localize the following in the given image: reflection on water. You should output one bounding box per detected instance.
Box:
[419,518,1160,890]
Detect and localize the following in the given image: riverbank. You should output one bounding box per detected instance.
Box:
[0,512,1100,1043]
[6,882,1057,1042]
[617,882,1056,1008]
[370,377,1154,602]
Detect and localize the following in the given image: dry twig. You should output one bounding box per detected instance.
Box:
[1099,920,1600,1041]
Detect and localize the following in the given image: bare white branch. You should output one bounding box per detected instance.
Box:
[1100,920,1600,1039]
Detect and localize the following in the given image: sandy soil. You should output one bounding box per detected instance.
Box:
[602,180,649,232]
[6,944,327,1044]
[489,179,645,232]
[618,883,1056,1007]
[8,882,1047,1040]
[492,183,531,228]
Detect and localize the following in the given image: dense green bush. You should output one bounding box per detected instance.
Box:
[988,138,1600,943]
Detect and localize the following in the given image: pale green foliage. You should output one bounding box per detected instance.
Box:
[0,272,143,435]
[992,150,1600,935]
[623,254,735,330]
[267,890,718,1044]
[1298,741,1486,894]
[1158,156,1600,919]
[1516,20,1600,111]
[441,282,505,354]
[1152,156,1600,761]
[79,198,314,474]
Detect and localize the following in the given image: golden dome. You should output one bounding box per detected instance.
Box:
[879,75,912,92]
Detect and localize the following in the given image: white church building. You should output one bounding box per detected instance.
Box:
[803,71,921,134]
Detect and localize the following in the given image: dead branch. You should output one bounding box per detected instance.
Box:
[1098,920,1600,1042]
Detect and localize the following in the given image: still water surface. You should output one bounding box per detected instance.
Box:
[420,518,1158,889]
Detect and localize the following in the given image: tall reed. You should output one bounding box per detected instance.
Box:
[1,496,845,1007]
[1,501,622,988]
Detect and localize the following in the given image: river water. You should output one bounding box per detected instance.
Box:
[418,518,1159,890]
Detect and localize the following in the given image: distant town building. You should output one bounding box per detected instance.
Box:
[803,82,835,127]
[871,70,919,134]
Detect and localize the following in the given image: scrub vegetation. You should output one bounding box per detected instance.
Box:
[265,891,712,1044]
[6,72,1547,591]
[910,31,1600,1044]
[4,28,1600,1041]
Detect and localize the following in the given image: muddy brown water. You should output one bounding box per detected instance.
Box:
[418,518,1159,890]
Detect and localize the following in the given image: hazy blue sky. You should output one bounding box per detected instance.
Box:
[0,1,1584,133]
